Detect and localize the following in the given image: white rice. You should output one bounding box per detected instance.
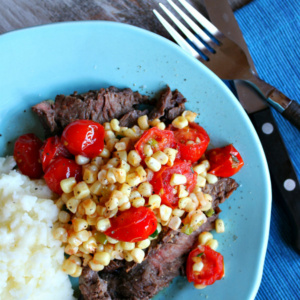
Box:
[0,156,75,300]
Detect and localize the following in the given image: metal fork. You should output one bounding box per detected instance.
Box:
[153,0,300,130]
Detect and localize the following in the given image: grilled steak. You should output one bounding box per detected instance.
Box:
[32,86,185,136]
[79,178,238,300]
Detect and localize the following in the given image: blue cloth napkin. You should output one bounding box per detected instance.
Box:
[234,1,300,299]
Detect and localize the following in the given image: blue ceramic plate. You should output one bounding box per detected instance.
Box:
[0,21,271,300]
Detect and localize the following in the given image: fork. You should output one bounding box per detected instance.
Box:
[153,0,300,130]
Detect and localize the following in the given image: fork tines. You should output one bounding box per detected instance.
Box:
[153,0,220,60]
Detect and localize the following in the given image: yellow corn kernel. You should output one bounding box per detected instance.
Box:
[124,128,138,138]
[91,156,104,168]
[76,230,92,243]
[73,182,90,200]
[55,198,65,210]
[194,284,207,290]
[129,190,141,200]
[215,219,225,233]
[155,122,166,130]
[83,165,98,184]
[114,150,127,161]
[148,194,161,209]
[135,166,147,182]
[130,248,145,263]
[163,148,178,167]
[53,227,67,242]
[137,182,153,197]
[70,265,83,277]
[75,155,90,166]
[193,163,206,174]
[58,211,71,224]
[111,168,126,184]
[104,122,111,131]
[198,231,213,245]
[132,197,145,208]
[106,139,119,152]
[119,201,131,211]
[64,244,78,255]
[98,170,108,185]
[143,144,153,157]
[69,255,81,266]
[60,177,77,194]
[88,260,104,271]
[72,218,88,232]
[177,185,188,198]
[61,192,73,204]
[185,201,197,212]
[105,197,119,211]
[126,173,141,187]
[121,242,135,251]
[106,169,117,184]
[110,119,120,132]
[136,239,151,249]
[107,157,119,167]
[119,183,132,197]
[138,115,149,130]
[128,150,142,167]
[172,116,188,129]
[68,234,82,247]
[144,157,161,172]
[124,251,134,262]
[196,175,206,188]
[182,110,197,122]
[111,250,124,260]
[62,259,77,275]
[172,208,185,217]
[82,237,97,253]
[168,216,182,230]
[149,118,160,127]
[115,142,127,152]
[152,151,168,165]
[120,160,131,172]
[146,168,154,181]
[190,210,207,227]
[178,197,191,210]
[104,130,115,142]
[66,197,80,214]
[206,239,218,250]
[106,236,119,244]
[193,261,204,272]
[159,204,172,221]
[81,198,97,215]
[100,147,111,158]
[96,218,111,231]
[170,174,187,186]
[206,173,218,184]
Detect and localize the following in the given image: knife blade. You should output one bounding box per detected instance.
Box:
[204,0,300,252]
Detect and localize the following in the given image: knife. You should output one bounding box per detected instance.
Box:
[204,0,300,253]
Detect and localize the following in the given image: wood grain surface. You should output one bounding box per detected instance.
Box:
[0,0,251,37]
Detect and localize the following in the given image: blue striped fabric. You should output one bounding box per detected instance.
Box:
[234,1,300,299]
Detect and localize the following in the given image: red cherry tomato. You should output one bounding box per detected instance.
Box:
[135,127,176,160]
[44,157,82,194]
[206,144,244,177]
[40,136,72,171]
[170,122,210,163]
[105,206,157,242]
[13,133,43,179]
[61,120,105,159]
[151,160,197,208]
[186,245,224,286]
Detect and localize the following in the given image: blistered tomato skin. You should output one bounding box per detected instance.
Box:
[61,120,105,159]
[39,136,72,171]
[105,206,157,242]
[44,157,82,194]
[186,245,224,286]
[13,133,43,179]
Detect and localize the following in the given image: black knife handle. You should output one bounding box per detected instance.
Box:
[250,108,300,253]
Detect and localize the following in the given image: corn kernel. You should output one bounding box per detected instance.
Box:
[119,201,131,211]
[114,150,127,161]
[75,155,90,165]
[58,211,71,223]
[182,110,197,122]
[131,248,145,263]
[119,183,132,197]
[132,197,145,208]
[137,182,153,197]
[70,265,83,277]
[152,151,168,165]
[196,175,206,187]
[194,284,207,290]
[82,237,97,253]
[126,173,141,187]
[128,150,142,167]
[178,197,191,210]
[106,169,117,184]
[215,219,225,233]
[136,166,147,182]
[172,208,185,217]
[72,218,88,232]
[64,245,78,255]
[100,147,110,158]
[206,239,218,250]
[60,177,77,194]
[74,182,90,200]
[138,115,149,130]
[143,144,153,157]
[112,168,126,183]
[206,173,218,184]
[198,231,213,245]
[88,260,104,272]
[62,259,77,275]
[110,119,120,132]
[81,198,97,215]
[168,216,181,230]
[193,163,206,174]
[136,239,151,249]
[96,218,111,231]
[148,194,161,209]
[121,242,135,251]
[105,197,119,211]
[193,261,204,272]
[159,204,172,221]
[149,118,160,127]
[106,236,119,244]
[172,116,188,129]
[66,197,80,214]
[163,148,178,167]
[170,174,187,186]
[144,157,161,172]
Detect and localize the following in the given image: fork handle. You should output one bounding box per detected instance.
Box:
[247,73,300,130]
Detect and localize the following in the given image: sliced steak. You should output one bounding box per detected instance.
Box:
[32,87,149,136]
[79,177,238,300]
[149,86,186,122]
[32,86,186,136]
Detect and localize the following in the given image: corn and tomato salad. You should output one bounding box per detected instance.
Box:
[50,110,223,278]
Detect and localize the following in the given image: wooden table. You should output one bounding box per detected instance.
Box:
[0,0,249,36]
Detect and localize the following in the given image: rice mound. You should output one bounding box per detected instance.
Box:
[0,157,75,300]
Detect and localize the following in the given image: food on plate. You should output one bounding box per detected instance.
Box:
[0,157,75,300]
[9,86,243,299]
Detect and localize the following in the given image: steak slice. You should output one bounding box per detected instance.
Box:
[32,86,186,136]
[32,87,149,136]
[79,178,238,300]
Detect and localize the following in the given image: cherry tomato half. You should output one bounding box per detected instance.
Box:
[186,245,224,286]
[13,133,43,179]
[206,144,244,177]
[44,157,82,194]
[151,160,197,208]
[105,206,157,243]
[61,120,105,159]
[135,127,176,160]
[40,136,72,171]
[171,122,210,163]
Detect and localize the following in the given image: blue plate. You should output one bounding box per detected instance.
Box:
[0,21,271,300]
